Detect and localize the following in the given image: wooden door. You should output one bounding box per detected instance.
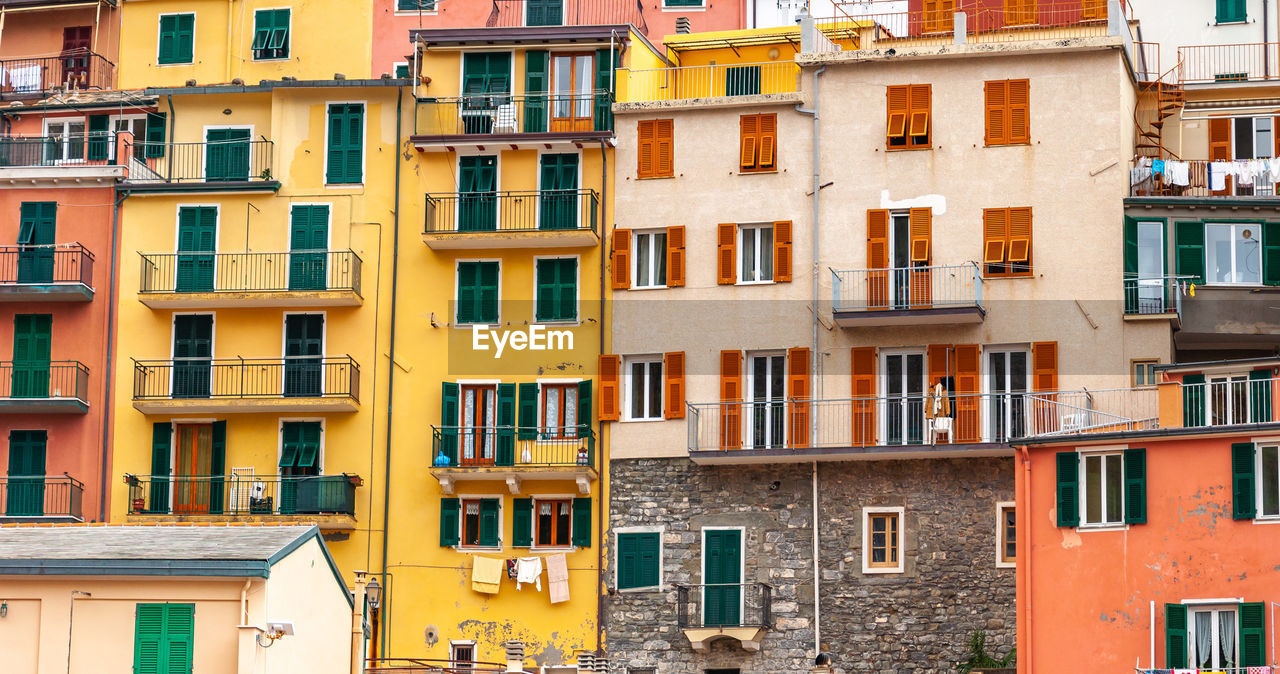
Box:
[458,155,497,231]
[288,205,329,290]
[5,430,46,516]
[204,128,251,181]
[11,314,51,398]
[550,53,593,132]
[17,202,56,284]
[284,314,323,397]
[704,529,742,627]
[539,153,579,230]
[176,207,216,292]
[61,26,91,86]
[173,424,212,513]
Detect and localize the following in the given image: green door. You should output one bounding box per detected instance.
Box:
[6,430,46,516]
[11,314,51,399]
[527,0,563,25]
[284,314,323,397]
[461,53,511,134]
[458,156,497,232]
[278,421,320,514]
[539,153,578,230]
[172,315,212,398]
[704,529,742,627]
[204,128,251,182]
[17,202,56,284]
[176,207,216,293]
[326,104,364,184]
[288,205,329,290]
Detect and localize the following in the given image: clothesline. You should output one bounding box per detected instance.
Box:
[1132,156,1280,191]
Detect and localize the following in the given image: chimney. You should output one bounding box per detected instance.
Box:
[675,16,691,34]
[503,640,525,673]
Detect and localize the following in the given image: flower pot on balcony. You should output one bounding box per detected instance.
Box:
[131,498,145,512]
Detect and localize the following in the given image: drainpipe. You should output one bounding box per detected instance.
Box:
[597,136,608,657]
[225,0,234,82]
[1018,445,1032,674]
[98,188,126,521]
[1265,0,1271,78]
[379,86,405,660]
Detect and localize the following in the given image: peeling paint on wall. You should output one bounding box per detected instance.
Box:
[879,189,948,215]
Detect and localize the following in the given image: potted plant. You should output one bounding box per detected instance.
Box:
[957,630,1015,674]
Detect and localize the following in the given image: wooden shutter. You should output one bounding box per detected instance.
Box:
[664,351,685,419]
[576,380,592,438]
[719,350,742,449]
[886,85,908,144]
[984,80,1008,146]
[524,50,549,133]
[87,114,110,161]
[1165,603,1188,668]
[1263,222,1280,286]
[479,499,500,546]
[758,113,777,168]
[851,347,876,445]
[496,383,516,466]
[598,355,620,421]
[654,119,674,177]
[439,497,460,546]
[1209,117,1232,194]
[637,121,655,177]
[867,209,890,309]
[133,604,163,674]
[908,84,931,146]
[983,208,1008,267]
[666,225,686,287]
[440,382,459,463]
[773,220,793,283]
[1055,451,1080,527]
[571,497,591,547]
[1241,602,1267,667]
[787,347,810,447]
[1175,221,1205,283]
[1182,373,1206,427]
[209,421,226,514]
[517,382,538,440]
[1008,79,1030,143]
[908,207,931,263]
[717,223,737,285]
[512,498,533,547]
[1233,441,1257,519]
[636,533,659,587]
[163,605,194,674]
[611,228,631,289]
[927,344,950,388]
[1008,207,1033,268]
[1123,448,1147,524]
[1031,341,1058,391]
[740,114,759,170]
[953,344,981,442]
[617,534,638,589]
[145,112,166,158]
[1250,368,1273,422]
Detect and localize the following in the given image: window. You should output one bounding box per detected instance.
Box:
[637,119,673,178]
[616,531,661,590]
[664,0,703,6]
[251,9,290,60]
[1003,0,1036,25]
[460,498,500,547]
[997,503,1016,567]
[534,498,572,547]
[747,352,786,448]
[739,224,774,283]
[456,261,499,324]
[535,258,577,322]
[133,603,195,674]
[625,357,663,421]
[394,63,410,79]
[863,508,903,573]
[460,384,497,464]
[325,103,364,185]
[984,79,1030,146]
[1205,223,1262,284]
[450,642,475,670]
[923,0,956,32]
[1217,0,1246,23]
[1081,452,1124,526]
[886,84,931,150]
[1057,450,1148,527]
[739,113,777,172]
[1166,602,1266,669]
[1132,359,1159,387]
[43,119,86,162]
[1257,445,1280,518]
[1190,606,1239,669]
[157,14,194,65]
[633,230,667,288]
[982,207,1033,277]
[398,0,436,9]
[540,383,578,439]
[1207,373,1252,425]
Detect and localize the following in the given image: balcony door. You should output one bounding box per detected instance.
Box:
[173,423,214,514]
[538,153,578,231]
[987,349,1028,442]
[550,53,593,132]
[703,529,742,628]
[527,0,563,25]
[1126,220,1166,314]
[883,352,925,445]
[284,314,323,397]
[17,202,56,284]
[172,314,212,398]
[204,128,251,182]
[6,430,46,517]
[176,206,216,293]
[278,421,321,515]
[288,205,329,290]
[746,353,785,449]
[461,53,511,134]
[460,384,497,465]
[61,26,91,87]
[458,155,497,232]
[11,314,51,399]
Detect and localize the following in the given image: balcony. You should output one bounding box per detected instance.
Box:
[0,475,84,523]
[820,0,1128,49]
[676,583,772,653]
[366,660,509,673]
[120,139,279,194]
[1178,43,1280,85]
[137,250,362,308]
[411,92,613,150]
[429,425,597,495]
[0,244,94,301]
[1127,159,1280,199]
[0,361,90,414]
[123,473,359,531]
[131,356,360,414]
[484,0,648,32]
[1178,376,1280,428]
[0,52,114,98]
[1124,275,1186,324]
[831,263,984,327]
[616,61,802,109]
[423,190,600,248]
[0,134,127,184]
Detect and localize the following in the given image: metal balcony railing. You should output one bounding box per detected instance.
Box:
[1130,159,1280,198]
[425,190,599,235]
[826,0,1128,44]
[124,473,359,517]
[138,250,361,295]
[676,583,772,630]
[431,426,596,469]
[0,361,89,402]
[415,92,614,137]
[0,52,114,95]
[131,356,360,402]
[1178,43,1280,84]
[122,139,275,184]
[619,61,800,103]
[1181,376,1280,428]
[0,244,93,287]
[832,263,982,313]
[365,659,510,674]
[0,133,121,168]
[485,0,647,32]
[0,475,83,520]
[1022,388,1160,436]
[1124,275,1189,317]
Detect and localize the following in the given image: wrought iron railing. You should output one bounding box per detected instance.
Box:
[619,61,800,103]
[676,583,772,630]
[0,52,114,95]
[122,139,275,184]
[0,134,120,167]
[138,250,361,295]
[485,0,647,31]
[0,244,93,287]
[1023,388,1159,436]
[131,356,360,402]
[365,659,510,674]
[1181,376,1279,428]
[1178,42,1280,84]
[124,473,359,517]
[425,190,599,235]
[1124,275,1188,316]
[0,475,83,520]
[832,263,983,313]
[0,361,89,402]
[415,91,613,136]
[824,0,1128,44]
[430,426,595,469]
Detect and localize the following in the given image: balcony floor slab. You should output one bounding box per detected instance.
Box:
[0,284,93,302]
[422,230,599,249]
[133,397,358,414]
[138,290,362,309]
[690,442,1012,465]
[0,398,89,414]
[682,627,768,653]
[833,305,985,327]
[125,513,356,531]
[431,465,598,495]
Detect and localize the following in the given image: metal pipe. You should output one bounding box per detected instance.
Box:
[379,86,405,660]
[597,134,608,657]
[99,188,126,521]
[1018,445,1032,674]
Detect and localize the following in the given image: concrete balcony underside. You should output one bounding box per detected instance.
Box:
[833,305,985,328]
[124,513,356,531]
[0,165,125,186]
[0,283,93,302]
[132,397,358,415]
[0,514,83,524]
[421,229,599,249]
[431,465,598,495]
[682,627,768,653]
[411,131,613,153]
[0,398,88,414]
[614,91,806,113]
[689,442,1012,465]
[138,289,362,309]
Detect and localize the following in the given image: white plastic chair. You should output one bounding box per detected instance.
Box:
[492,103,518,133]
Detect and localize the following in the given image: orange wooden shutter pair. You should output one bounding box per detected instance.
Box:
[598,352,685,421]
[787,347,810,447]
[922,0,955,32]
[717,222,793,284]
[637,119,673,178]
[909,207,932,306]
[1081,0,1107,20]
[740,113,778,172]
[850,347,876,445]
[953,344,981,442]
[982,207,1033,276]
[985,79,1030,146]
[866,210,890,309]
[774,221,793,283]
[887,85,932,149]
[599,355,621,421]
[1004,0,1037,26]
[611,227,684,289]
[719,350,743,449]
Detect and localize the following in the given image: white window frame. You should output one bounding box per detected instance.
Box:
[1256,444,1280,519]
[530,493,576,551]
[632,229,668,289]
[983,346,1031,443]
[448,640,476,669]
[862,506,905,574]
[531,255,580,325]
[1206,372,1251,426]
[1204,222,1263,285]
[995,501,1016,569]
[250,7,292,62]
[457,494,503,550]
[737,223,774,284]
[1185,603,1240,670]
[453,258,501,327]
[623,356,664,422]
[662,0,706,11]
[614,525,665,593]
[536,378,581,441]
[745,350,787,449]
[1079,450,1126,528]
[42,118,88,163]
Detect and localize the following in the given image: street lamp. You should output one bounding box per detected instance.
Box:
[366,577,382,611]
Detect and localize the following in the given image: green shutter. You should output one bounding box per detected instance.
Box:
[208,421,226,515]
[1264,222,1280,286]
[176,14,194,63]
[145,112,166,158]
[398,0,436,8]
[279,423,300,468]
[1165,603,1187,668]
[1233,441,1257,520]
[134,604,164,674]
[1123,448,1147,525]
[594,48,616,131]
[1218,0,1246,22]
[617,533,638,589]
[517,382,538,440]
[326,104,363,185]
[149,423,171,513]
[1250,368,1273,422]
[1123,217,1138,313]
[440,382,458,465]
[394,64,409,78]
[282,422,320,469]
[525,50,549,133]
[577,379,592,441]
[479,499,500,546]
[1182,373,1206,427]
[1175,221,1204,284]
[1241,601,1267,667]
[158,14,194,65]
[571,496,591,547]
[296,423,320,468]
[479,261,499,323]
[1055,451,1079,527]
[439,497,460,546]
[163,604,195,674]
[496,383,515,466]
[252,9,290,59]
[536,259,576,321]
[456,263,477,324]
[87,114,110,161]
[512,497,533,547]
[617,532,660,590]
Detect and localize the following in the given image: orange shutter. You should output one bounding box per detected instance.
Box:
[985,80,1008,146]
[719,350,742,449]
[983,208,1008,267]
[663,351,685,419]
[666,225,685,287]
[908,84,931,146]
[1032,341,1059,392]
[867,209,890,309]
[599,355,621,421]
[655,119,674,177]
[909,207,932,306]
[740,114,759,170]
[1008,207,1032,268]
[611,228,631,289]
[1008,79,1030,143]
[637,121,655,178]
[953,344,980,442]
[717,223,737,285]
[886,85,908,143]
[758,114,777,169]
[773,220,793,283]
[1209,118,1231,161]
[787,346,811,447]
[851,346,876,445]
[927,344,951,388]
[1082,0,1106,20]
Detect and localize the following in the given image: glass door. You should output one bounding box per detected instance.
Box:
[550,53,593,132]
[458,155,497,232]
[461,53,511,134]
[173,424,213,513]
[460,384,496,465]
[1190,607,1238,670]
[988,350,1029,442]
[5,431,46,516]
[539,153,578,230]
[283,314,323,397]
[747,354,785,449]
[1136,221,1165,313]
[288,205,329,290]
[884,353,925,445]
[172,314,212,398]
[43,119,86,163]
